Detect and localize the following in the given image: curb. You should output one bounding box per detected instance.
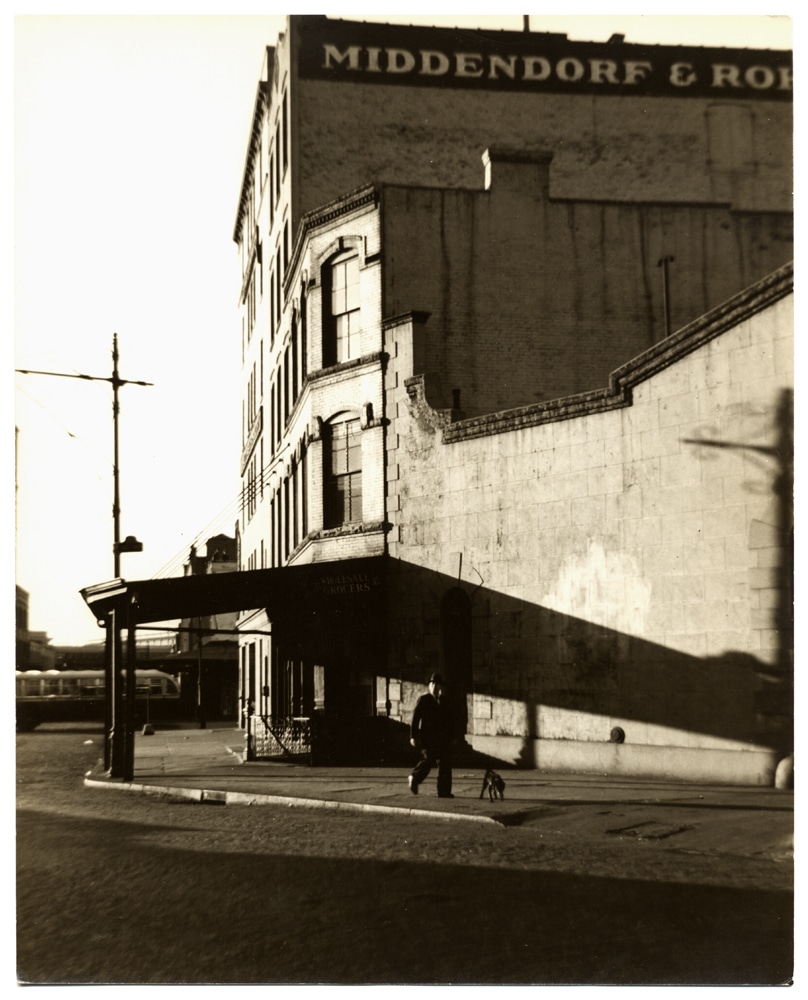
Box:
[83,774,502,825]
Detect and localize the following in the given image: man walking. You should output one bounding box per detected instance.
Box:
[408,672,454,798]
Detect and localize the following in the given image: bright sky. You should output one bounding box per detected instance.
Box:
[10,6,794,647]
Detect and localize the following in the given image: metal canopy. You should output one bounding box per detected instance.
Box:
[80,556,385,628]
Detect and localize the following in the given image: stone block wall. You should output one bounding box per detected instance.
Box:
[383,266,792,780]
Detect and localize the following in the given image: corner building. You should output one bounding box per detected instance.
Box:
[233,16,792,781]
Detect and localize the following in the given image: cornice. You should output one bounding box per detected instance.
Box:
[286,184,379,291]
[232,79,271,244]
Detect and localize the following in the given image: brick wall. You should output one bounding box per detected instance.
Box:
[297,78,791,220]
[380,152,792,415]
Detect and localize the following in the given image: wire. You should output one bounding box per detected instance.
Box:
[147,440,294,581]
[15,383,114,477]
[148,492,243,580]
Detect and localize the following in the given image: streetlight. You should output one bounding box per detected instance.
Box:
[17,333,152,776]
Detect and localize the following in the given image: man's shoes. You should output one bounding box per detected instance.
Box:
[408,775,418,794]
[438,793,454,798]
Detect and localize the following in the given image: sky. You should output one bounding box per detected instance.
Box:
[9,6,795,648]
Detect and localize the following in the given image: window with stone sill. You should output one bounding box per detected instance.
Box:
[325,251,361,366]
[324,415,362,528]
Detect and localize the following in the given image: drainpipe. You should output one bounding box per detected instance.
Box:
[657,255,675,338]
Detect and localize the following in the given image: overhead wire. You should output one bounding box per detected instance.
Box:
[147,440,295,580]
[18,375,302,583]
[15,382,113,479]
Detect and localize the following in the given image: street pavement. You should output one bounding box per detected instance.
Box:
[84,725,794,863]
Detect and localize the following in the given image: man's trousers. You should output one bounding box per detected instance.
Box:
[410,745,452,796]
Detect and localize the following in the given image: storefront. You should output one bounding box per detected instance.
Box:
[80,556,386,775]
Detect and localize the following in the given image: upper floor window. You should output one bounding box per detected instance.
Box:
[324,415,362,528]
[269,152,275,225]
[282,91,289,172]
[327,251,360,365]
[275,122,281,200]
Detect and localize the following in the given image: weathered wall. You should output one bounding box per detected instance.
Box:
[291,9,792,228]
[381,153,792,415]
[383,266,793,783]
[296,79,791,212]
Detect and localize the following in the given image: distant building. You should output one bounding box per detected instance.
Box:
[52,639,176,671]
[15,586,56,670]
[173,535,239,724]
[16,586,30,668]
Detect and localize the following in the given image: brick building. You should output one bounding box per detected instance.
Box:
[229,16,792,781]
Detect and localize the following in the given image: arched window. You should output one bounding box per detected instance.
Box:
[324,250,360,365]
[324,414,362,528]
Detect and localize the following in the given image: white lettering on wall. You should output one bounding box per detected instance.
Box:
[522,55,552,81]
[420,50,450,76]
[712,64,743,88]
[670,62,697,87]
[323,44,362,70]
[387,48,416,73]
[744,65,776,89]
[366,47,382,73]
[556,57,585,82]
[589,60,620,84]
[623,61,653,85]
[317,43,792,94]
[489,55,518,80]
[455,52,484,78]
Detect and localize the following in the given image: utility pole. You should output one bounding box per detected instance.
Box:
[17,334,152,777]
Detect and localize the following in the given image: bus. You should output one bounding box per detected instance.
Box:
[16,669,181,731]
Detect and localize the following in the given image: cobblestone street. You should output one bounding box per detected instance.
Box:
[17,727,793,985]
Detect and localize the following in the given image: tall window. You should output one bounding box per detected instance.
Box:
[328,252,360,364]
[300,285,308,382]
[291,314,299,402]
[282,347,289,424]
[269,152,274,225]
[274,248,282,332]
[282,91,289,172]
[324,416,362,527]
[275,122,281,200]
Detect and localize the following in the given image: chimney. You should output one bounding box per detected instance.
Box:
[482,148,554,197]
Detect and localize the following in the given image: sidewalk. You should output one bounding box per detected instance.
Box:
[84,726,794,862]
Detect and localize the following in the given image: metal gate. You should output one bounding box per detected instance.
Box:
[249,715,312,760]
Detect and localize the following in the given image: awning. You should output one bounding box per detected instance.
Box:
[80,556,385,629]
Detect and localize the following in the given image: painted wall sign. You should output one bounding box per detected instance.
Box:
[298,18,792,101]
[317,571,381,597]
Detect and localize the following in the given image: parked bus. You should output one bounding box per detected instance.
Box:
[16,669,181,731]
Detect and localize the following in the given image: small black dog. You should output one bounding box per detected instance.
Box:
[479,769,506,801]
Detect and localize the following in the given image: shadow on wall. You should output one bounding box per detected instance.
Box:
[388,562,792,761]
[386,390,793,765]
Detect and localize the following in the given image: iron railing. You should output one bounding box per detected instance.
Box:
[248,715,312,761]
